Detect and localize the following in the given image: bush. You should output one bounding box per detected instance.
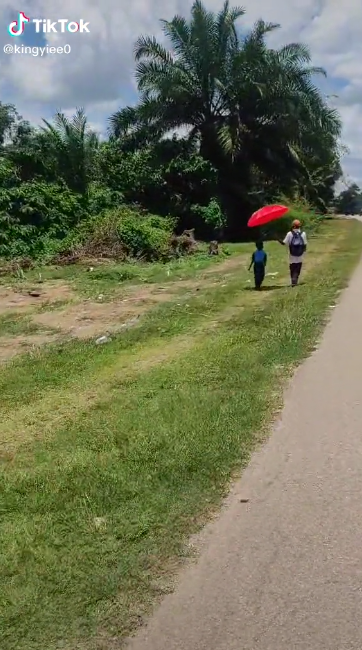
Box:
[144,214,176,232]
[55,206,176,262]
[0,180,85,258]
[117,212,170,260]
[86,182,124,215]
[192,198,226,229]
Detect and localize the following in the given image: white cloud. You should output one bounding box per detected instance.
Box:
[0,0,361,186]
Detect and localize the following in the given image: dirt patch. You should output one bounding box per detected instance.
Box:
[121,285,175,301]
[0,256,247,359]
[0,281,195,360]
[0,282,75,315]
[203,255,247,275]
[31,269,237,341]
[0,332,58,362]
[0,245,337,363]
[31,288,176,339]
[33,301,139,339]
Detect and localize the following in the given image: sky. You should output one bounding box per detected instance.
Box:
[0,0,361,189]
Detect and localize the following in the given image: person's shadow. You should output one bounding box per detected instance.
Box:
[244,285,285,291]
[244,282,305,291]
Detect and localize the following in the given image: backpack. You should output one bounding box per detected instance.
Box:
[289,231,305,257]
[254,249,265,264]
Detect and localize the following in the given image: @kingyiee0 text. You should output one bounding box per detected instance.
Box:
[4,43,72,56]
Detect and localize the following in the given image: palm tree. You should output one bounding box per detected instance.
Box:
[109,0,248,151]
[109,0,341,226]
[42,108,99,194]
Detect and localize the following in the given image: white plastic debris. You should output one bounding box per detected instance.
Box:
[95,335,110,345]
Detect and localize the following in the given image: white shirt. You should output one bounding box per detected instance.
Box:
[283,229,307,264]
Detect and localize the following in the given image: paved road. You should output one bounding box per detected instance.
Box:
[127,250,362,650]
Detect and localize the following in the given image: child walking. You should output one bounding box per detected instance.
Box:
[249,241,267,290]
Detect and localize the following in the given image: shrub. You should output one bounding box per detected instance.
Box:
[116,210,171,260]
[144,214,176,232]
[86,182,124,215]
[0,180,85,258]
[55,206,176,262]
[192,198,226,229]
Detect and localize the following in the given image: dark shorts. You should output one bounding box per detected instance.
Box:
[289,262,302,286]
[254,263,265,288]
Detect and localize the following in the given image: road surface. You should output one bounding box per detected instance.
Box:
[127,249,362,650]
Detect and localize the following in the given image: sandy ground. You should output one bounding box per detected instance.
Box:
[126,233,362,649]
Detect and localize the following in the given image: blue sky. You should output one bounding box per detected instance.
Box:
[1,0,362,188]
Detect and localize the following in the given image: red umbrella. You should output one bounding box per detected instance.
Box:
[247,204,289,228]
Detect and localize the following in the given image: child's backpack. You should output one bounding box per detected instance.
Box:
[289,231,304,257]
[254,249,265,263]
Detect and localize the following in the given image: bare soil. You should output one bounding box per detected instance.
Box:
[0,333,57,362]
[0,257,244,361]
[0,282,75,313]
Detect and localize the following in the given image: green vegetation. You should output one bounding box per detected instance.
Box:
[1,219,362,650]
[0,2,358,648]
[0,313,43,336]
[334,182,362,215]
[0,0,344,262]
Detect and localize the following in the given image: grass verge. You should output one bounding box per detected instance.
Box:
[0,229,334,410]
[1,219,361,650]
[0,246,235,300]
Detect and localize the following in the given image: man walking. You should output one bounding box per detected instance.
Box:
[279,219,307,287]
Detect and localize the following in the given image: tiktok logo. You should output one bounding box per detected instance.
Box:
[8,11,30,37]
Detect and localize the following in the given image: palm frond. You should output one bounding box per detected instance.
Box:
[134,35,173,63]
